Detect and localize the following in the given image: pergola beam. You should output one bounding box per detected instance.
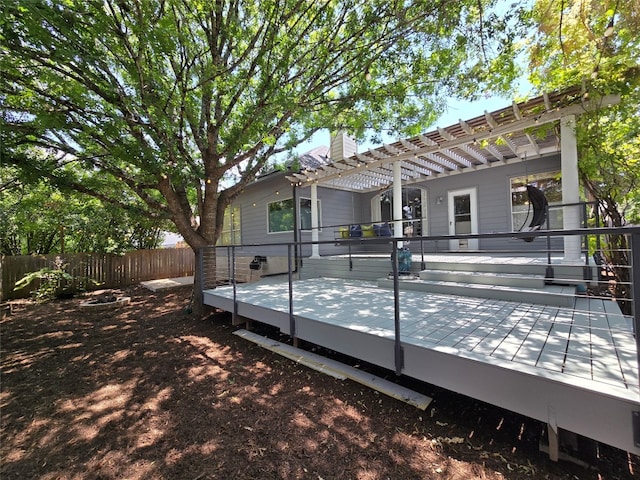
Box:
[293,93,620,190]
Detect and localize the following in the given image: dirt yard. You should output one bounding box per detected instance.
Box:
[1,285,638,479]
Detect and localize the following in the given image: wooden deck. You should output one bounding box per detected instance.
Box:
[204,274,640,456]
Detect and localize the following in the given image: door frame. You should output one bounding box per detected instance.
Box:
[371,187,428,234]
[448,187,479,251]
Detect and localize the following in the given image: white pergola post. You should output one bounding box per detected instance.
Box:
[393,161,403,247]
[310,183,320,258]
[561,115,582,263]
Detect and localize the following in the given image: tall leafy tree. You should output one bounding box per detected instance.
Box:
[0,163,168,255]
[529,0,640,223]
[1,0,523,312]
[528,0,640,303]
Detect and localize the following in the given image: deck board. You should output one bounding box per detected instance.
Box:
[205,277,637,394]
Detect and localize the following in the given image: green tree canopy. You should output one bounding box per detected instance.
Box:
[528,0,640,226]
[0,163,169,255]
[1,0,525,309]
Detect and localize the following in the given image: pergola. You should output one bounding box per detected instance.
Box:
[287,87,618,260]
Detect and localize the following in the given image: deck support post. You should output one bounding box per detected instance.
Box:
[391,242,404,375]
[547,406,559,462]
[547,425,560,462]
[288,244,296,340]
[311,183,320,258]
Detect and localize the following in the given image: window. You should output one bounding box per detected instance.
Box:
[371,187,427,235]
[299,197,321,231]
[268,198,294,233]
[268,197,319,233]
[218,206,241,245]
[510,171,563,230]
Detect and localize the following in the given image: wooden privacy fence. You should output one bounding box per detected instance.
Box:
[1,248,195,300]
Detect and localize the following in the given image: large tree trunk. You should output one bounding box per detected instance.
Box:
[191,245,219,317]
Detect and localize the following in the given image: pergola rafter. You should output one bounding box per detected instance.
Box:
[286,88,620,192]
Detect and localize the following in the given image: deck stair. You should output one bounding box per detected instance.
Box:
[302,255,584,308]
[377,275,576,307]
[377,260,579,308]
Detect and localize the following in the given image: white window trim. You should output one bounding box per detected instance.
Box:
[266,197,321,234]
[218,206,241,245]
[509,171,562,231]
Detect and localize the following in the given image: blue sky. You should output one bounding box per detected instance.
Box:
[294,85,536,156]
[292,0,536,155]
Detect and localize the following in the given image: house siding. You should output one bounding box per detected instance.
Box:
[421,154,562,251]
[296,185,362,256]
[225,154,563,256]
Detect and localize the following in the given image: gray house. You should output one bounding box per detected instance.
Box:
[221,87,611,262]
[205,87,640,460]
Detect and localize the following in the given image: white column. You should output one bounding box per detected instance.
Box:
[393,161,403,247]
[561,115,582,263]
[310,183,320,258]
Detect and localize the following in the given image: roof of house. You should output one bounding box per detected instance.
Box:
[296,145,330,170]
[286,87,619,193]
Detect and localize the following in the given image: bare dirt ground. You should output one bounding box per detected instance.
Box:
[1,285,638,480]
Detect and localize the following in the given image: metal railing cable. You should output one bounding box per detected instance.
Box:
[201,226,640,384]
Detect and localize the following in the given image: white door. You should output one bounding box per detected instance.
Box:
[448,188,478,251]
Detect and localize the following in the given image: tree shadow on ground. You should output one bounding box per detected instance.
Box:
[1,286,637,479]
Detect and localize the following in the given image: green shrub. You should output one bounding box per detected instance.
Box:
[13,256,99,302]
